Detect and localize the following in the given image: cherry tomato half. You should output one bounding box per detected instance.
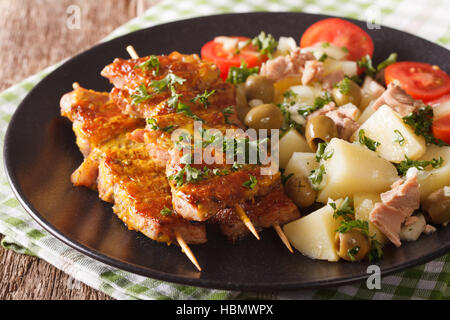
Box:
[300,18,374,61]
[201,36,265,80]
[385,62,450,102]
[432,114,450,145]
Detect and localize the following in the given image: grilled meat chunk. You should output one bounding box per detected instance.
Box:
[60,87,144,157]
[98,142,207,244]
[61,86,206,244]
[166,147,281,222]
[101,52,229,118]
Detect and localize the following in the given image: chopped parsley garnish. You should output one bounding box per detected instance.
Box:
[252,31,278,59]
[226,62,259,85]
[222,106,235,124]
[329,197,354,221]
[336,219,370,236]
[160,207,173,216]
[242,174,258,189]
[146,118,175,133]
[336,77,351,94]
[281,171,294,185]
[357,54,376,77]
[395,156,444,176]
[357,52,398,77]
[134,55,160,75]
[309,165,325,190]
[168,164,210,187]
[232,162,244,171]
[403,106,448,146]
[321,42,330,48]
[358,129,381,151]
[368,238,383,262]
[377,52,397,71]
[192,89,216,108]
[296,92,333,117]
[315,142,334,162]
[347,246,360,262]
[393,129,405,146]
[167,89,183,109]
[131,84,153,105]
[149,72,186,93]
[318,53,328,62]
[176,103,204,122]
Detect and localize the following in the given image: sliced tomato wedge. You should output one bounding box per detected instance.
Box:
[432,114,450,145]
[385,62,450,102]
[201,36,265,80]
[299,18,374,61]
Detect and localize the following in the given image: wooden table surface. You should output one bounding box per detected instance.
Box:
[0,0,159,300]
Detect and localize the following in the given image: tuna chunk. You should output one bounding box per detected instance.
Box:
[260,49,315,82]
[369,170,420,247]
[301,60,324,85]
[321,71,345,90]
[372,83,423,116]
[325,104,360,140]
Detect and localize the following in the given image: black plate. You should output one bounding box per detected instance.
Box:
[4,12,450,291]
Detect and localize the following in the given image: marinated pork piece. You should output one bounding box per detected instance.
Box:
[61,87,206,244]
[372,83,423,116]
[211,186,300,241]
[369,169,421,247]
[60,87,144,157]
[260,49,315,82]
[167,147,282,222]
[97,143,207,244]
[101,52,228,118]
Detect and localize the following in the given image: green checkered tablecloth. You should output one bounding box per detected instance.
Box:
[0,0,449,300]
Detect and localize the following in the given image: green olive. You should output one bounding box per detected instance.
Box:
[244,103,284,130]
[335,230,370,262]
[245,75,275,103]
[235,83,251,122]
[332,79,362,107]
[304,115,338,152]
[284,174,317,208]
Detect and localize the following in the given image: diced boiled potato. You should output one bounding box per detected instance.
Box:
[283,199,343,261]
[360,77,385,111]
[356,102,376,125]
[285,152,318,178]
[301,42,348,60]
[317,138,398,203]
[279,129,312,168]
[289,84,323,105]
[433,101,450,120]
[323,59,357,77]
[416,145,450,199]
[275,36,298,56]
[353,193,388,245]
[400,214,426,242]
[352,105,426,163]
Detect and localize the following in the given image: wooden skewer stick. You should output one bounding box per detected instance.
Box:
[273,223,294,253]
[126,45,201,271]
[174,231,202,271]
[234,204,260,240]
[126,45,140,59]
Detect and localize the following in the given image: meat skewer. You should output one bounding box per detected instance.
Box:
[124,46,297,251]
[125,46,263,240]
[61,84,204,271]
